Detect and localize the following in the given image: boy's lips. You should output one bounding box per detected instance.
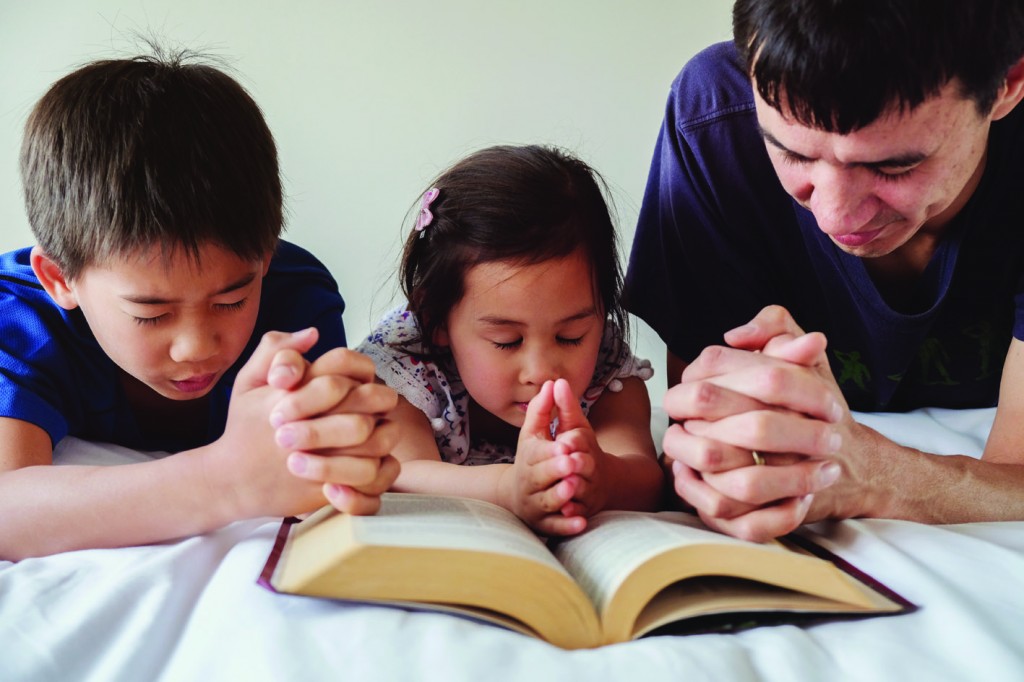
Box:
[171,373,217,394]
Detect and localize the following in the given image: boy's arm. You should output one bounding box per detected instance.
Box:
[0,331,396,561]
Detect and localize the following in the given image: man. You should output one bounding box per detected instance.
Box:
[624,0,1024,540]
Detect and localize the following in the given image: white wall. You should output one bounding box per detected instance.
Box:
[0,1,733,408]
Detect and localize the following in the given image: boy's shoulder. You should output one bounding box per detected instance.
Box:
[0,247,70,334]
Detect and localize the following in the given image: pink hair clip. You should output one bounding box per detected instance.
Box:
[414,187,440,233]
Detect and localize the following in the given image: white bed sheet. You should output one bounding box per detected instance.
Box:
[3,407,1023,682]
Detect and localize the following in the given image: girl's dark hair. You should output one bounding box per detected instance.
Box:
[733,0,1024,133]
[20,49,282,279]
[400,144,627,355]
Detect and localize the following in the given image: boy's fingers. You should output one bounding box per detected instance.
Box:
[279,417,400,457]
[235,328,319,393]
[267,348,309,390]
[271,377,396,427]
[306,347,378,385]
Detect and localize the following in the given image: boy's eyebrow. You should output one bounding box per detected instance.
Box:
[757,124,928,169]
[122,272,258,305]
[478,306,598,327]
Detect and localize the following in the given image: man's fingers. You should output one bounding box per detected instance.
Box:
[699,459,841,507]
[663,423,772,473]
[696,496,813,544]
[682,410,842,458]
[723,305,806,350]
[679,351,843,423]
[663,377,769,423]
[763,331,830,369]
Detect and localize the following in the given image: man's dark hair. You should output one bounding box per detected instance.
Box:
[733,0,1024,133]
[20,49,282,279]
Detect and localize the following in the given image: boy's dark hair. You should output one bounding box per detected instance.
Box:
[733,0,1024,134]
[20,49,282,279]
[400,144,627,356]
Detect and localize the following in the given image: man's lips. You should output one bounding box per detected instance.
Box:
[831,227,884,247]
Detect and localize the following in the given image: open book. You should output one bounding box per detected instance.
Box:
[259,493,913,649]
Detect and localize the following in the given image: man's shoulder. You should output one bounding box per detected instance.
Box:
[267,239,333,276]
[668,41,756,132]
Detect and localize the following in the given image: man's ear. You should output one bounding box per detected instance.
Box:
[990,56,1024,121]
[30,246,78,310]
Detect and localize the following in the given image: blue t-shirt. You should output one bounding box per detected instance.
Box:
[624,41,1024,412]
[0,240,346,452]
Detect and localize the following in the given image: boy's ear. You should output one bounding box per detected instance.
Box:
[30,246,79,310]
[991,56,1024,121]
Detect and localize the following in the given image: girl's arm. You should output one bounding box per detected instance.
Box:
[568,376,664,512]
[388,390,585,535]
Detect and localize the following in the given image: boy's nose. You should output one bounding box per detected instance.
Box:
[169,326,218,363]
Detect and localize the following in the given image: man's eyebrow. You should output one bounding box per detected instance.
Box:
[122,272,258,304]
[757,124,928,168]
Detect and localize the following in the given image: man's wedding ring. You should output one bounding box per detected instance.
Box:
[751,451,766,466]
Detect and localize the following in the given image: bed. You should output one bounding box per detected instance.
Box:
[3,406,1023,682]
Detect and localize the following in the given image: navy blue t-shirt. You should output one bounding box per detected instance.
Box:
[624,42,1024,412]
[0,240,347,451]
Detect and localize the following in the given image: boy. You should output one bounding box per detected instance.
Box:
[0,51,399,560]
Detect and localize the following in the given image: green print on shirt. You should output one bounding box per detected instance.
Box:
[917,337,957,386]
[834,322,1001,395]
[834,350,871,391]
[962,321,995,381]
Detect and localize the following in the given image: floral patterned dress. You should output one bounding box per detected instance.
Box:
[356,305,654,465]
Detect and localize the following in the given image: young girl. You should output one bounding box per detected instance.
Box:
[358,144,662,536]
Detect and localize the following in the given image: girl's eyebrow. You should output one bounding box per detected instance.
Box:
[122,272,258,305]
[477,306,598,327]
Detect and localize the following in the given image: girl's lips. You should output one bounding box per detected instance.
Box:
[172,373,217,394]
[832,227,883,247]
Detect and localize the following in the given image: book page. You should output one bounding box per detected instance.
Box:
[347,493,569,576]
[552,510,791,616]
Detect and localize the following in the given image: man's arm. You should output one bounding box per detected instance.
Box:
[661,306,1024,541]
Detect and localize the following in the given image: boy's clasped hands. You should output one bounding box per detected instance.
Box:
[215,326,400,520]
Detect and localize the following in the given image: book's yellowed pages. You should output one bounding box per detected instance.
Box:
[264,493,912,649]
[553,511,902,645]
[271,494,601,649]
